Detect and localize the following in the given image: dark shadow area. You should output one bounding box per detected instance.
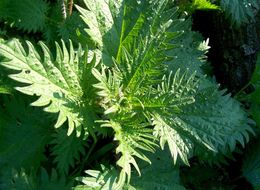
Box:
[192,10,260,94]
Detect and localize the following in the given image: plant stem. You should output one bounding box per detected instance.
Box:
[234,82,251,100]
[68,0,74,16]
[70,139,97,177]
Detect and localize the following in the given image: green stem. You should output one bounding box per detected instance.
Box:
[70,138,97,177]
[234,82,251,100]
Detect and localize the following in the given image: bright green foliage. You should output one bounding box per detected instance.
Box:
[192,0,219,10]
[74,0,252,187]
[0,39,97,136]
[151,70,198,165]
[76,149,186,190]
[175,0,218,16]
[0,63,14,94]
[0,0,255,189]
[176,0,259,26]
[75,166,122,190]
[220,0,259,25]
[0,83,12,94]
[102,120,157,179]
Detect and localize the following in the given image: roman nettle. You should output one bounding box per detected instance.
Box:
[0,0,253,189]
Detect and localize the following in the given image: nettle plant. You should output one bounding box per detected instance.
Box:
[0,0,254,189]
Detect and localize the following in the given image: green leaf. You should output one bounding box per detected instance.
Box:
[153,80,253,164]
[0,95,52,170]
[166,18,208,76]
[0,168,36,190]
[245,53,260,127]
[129,149,186,190]
[75,0,253,188]
[0,0,49,32]
[250,88,260,104]
[179,84,253,153]
[76,0,146,65]
[77,0,181,92]
[0,168,72,190]
[87,1,186,185]
[0,85,12,94]
[242,140,260,188]
[51,128,87,175]
[77,150,187,190]
[0,65,13,94]
[220,0,259,25]
[0,39,98,136]
[38,168,72,190]
[250,53,260,87]
[75,165,123,190]
[192,0,219,10]
[58,12,87,45]
[150,70,198,165]
[250,104,260,127]
[100,118,157,181]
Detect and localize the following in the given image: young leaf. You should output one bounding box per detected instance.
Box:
[100,118,157,181]
[79,0,253,185]
[85,0,186,184]
[75,165,123,190]
[76,0,146,65]
[192,0,219,10]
